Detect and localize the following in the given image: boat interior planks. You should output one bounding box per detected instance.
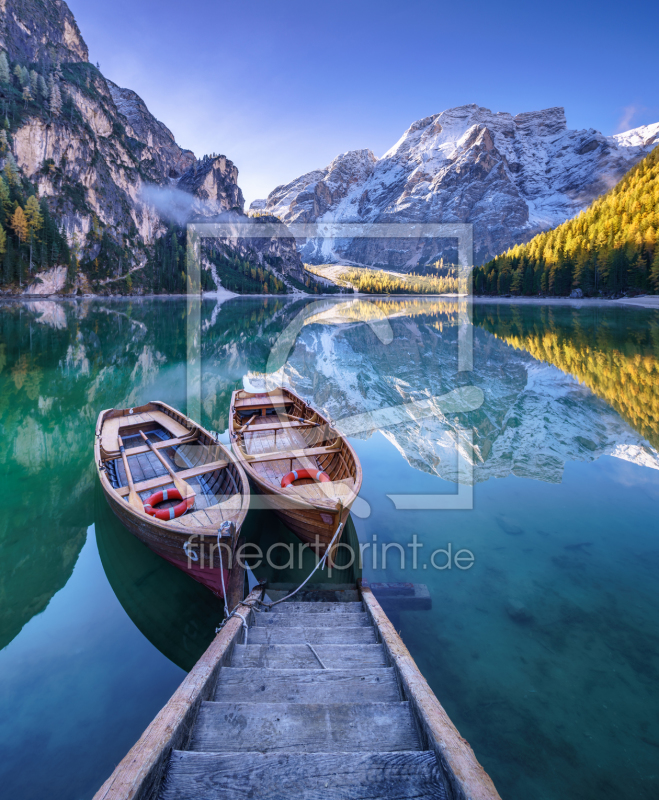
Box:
[229,387,363,558]
[93,584,501,800]
[95,401,250,600]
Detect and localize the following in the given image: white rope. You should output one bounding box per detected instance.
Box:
[256,515,344,610]
[217,528,228,617]
[215,509,345,639]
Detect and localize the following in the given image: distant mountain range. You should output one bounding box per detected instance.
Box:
[251,106,659,267]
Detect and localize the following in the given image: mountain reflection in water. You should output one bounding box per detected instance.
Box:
[253,298,659,484]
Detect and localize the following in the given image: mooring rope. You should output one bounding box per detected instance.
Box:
[215,507,345,637]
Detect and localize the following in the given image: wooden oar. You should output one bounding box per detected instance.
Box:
[139,430,195,503]
[238,414,258,434]
[283,413,320,427]
[117,434,144,512]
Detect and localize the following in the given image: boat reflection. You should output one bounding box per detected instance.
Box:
[95,480,361,671]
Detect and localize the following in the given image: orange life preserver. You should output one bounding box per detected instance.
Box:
[281,469,331,488]
[144,488,194,520]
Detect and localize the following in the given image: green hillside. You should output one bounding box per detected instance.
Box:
[474,145,659,297]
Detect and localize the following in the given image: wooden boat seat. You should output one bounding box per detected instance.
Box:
[241,444,341,465]
[101,411,192,455]
[283,478,356,504]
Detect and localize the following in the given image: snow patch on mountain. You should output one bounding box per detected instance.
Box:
[253,105,659,266]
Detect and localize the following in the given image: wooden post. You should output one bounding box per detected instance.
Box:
[92,585,264,800]
[359,581,502,800]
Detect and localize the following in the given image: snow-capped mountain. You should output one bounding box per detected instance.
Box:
[251,105,658,266]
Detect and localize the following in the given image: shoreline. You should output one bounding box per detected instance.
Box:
[2,292,658,308]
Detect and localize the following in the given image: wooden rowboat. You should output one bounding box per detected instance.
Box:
[229,387,362,558]
[95,401,249,601]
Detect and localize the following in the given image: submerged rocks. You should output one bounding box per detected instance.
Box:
[496,515,524,536]
[505,599,534,624]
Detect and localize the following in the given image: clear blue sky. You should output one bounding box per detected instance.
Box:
[67,0,659,206]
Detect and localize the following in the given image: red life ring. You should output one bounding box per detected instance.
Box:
[144,488,194,520]
[281,469,331,488]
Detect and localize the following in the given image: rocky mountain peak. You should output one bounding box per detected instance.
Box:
[257,104,658,266]
[0,0,305,295]
[177,155,245,214]
[106,80,195,180]
[513,107,567,137]
[0,0,88,64]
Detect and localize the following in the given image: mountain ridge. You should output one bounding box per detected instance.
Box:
[252,104,658,267]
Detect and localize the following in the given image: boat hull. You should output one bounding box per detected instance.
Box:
[95,401,250,603]
[101,478,231,598]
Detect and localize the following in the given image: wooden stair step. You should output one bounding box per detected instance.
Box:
[272,602,364,614]
[190,702,421,753]
[248,626,377,645]
[254,611,372,628]
[231,644,388,669]
[265,587,361,603]
[161,750,446,799]
[214,668,401,704]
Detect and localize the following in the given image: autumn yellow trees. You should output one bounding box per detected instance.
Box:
[476,145,659,296]
[343,267,466,294]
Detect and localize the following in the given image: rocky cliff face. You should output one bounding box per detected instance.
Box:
[253,105,659,266]
[0,0,304,292]
[0,0,87,64]
[106,80,196,180]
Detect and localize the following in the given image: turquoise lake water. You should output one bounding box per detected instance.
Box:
[0,296,658,799]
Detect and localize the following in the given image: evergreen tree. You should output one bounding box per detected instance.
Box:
[651,246,659,293]
[0,224,6,257]
[0,52,9,84]
[30,69,38,95]
[37,74,48,100]
[3,153,19,186]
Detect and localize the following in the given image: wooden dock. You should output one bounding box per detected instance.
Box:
[94,582,501,800]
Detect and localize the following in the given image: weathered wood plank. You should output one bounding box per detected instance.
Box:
[231,643,388,669]
[360,583,501,800]
[92,586,264,800]
[240,444,342,464]
[214,667,401,704]
[254,611,371,628]
[160,750,447,800]
[273,602,364,614]
[123,435,196,458]
[264,586,361,603]
[190,701,421,753]
[248,626,376,645]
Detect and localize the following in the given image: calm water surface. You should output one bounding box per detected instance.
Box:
[0,296,658,799]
